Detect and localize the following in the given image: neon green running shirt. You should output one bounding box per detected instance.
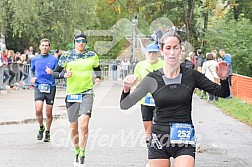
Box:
[58,49,99,95]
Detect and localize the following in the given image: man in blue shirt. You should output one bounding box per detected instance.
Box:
[219,49,233,98]
[30,38,58,142]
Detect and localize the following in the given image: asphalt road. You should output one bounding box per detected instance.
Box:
[0,80,251,167]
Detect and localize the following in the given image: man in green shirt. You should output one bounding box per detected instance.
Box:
[134,42,164,143]
[134,42,164,167]
[53,33,101,167]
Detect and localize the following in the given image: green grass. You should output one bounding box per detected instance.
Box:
[196,91,252,127]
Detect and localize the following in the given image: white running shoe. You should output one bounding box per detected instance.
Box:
[79,156,85,167]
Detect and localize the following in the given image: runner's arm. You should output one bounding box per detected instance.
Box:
[120,76,158,110]
[29,68,36,78]
[29,59,36,78]
[53,65,65,79]
[93,65,101,79]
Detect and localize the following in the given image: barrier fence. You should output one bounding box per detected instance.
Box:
[0,67,3,89]
[0,63,32,90]
[231,74,252,104]
[0,61,135,89]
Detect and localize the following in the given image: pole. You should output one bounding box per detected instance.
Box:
[132,15,138,62]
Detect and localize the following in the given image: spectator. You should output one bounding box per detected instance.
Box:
[0,50,10,87]
[180,43,195,69]
[188,51,196,69]
[54,49,60,59]
[219,49,233,99]
[202,53,220,102]
[156,26,163,43]
[17,54,29,86]
[131,57,138,72]
[111,58,120,81]
[121,58,130,79]
[5,50,15,89]
[196,49,204,72]
[29,46,35,55]
[196,49,205,98]
[211,49,218,61]
[150,31,157,42]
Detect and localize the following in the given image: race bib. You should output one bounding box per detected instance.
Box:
[67,94,82,103]
[144,95,155,106]
[38,84,50,93]
[170,123,195,145]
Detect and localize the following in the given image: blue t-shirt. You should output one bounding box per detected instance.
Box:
[30,54,58,86]
[222,54,232,75]
[222,54,232,66]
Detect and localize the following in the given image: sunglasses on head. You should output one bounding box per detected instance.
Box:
[75,39,87,43]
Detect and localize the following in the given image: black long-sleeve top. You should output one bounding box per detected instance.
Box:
[120,66,230,134]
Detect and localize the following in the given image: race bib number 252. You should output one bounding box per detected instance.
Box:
[170,123,195,145]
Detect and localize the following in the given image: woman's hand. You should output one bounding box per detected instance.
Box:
[123,75,138,93]
[216,61,229,80]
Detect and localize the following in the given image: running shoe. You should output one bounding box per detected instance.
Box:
[37,125,45,140]
[74,154,79,167]
[44,131,50,142]
[79,156,85,167]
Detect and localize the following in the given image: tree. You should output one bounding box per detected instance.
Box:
[226,0,252,21]
[204,18,252,77]
[138,0,198,45]
[0,0,98,52]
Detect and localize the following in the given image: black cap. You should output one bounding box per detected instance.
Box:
[74,33,87,40]
[74,33,87,43]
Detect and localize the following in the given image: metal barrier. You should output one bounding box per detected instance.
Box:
[22,64,32,87]
[100,63,110,80]
[10,63,20,86]
[99,61,136,81]
[0,66,3,89]
[0,63,32,90]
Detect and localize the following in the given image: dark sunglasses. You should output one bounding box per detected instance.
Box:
[75,39,87,43]
[148,51,159,54]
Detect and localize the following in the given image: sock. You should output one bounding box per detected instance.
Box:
[79,149,85,157]
[40,125,44,129]
[75,146,80,155]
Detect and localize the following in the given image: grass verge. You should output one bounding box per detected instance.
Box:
[196,91,252,127]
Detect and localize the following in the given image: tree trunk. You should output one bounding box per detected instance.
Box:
[233,0,240,21]
[183,0,197,45]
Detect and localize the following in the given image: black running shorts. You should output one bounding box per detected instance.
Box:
[148,133,196,159]
[34,86,56,105]
[141,105,155,121]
